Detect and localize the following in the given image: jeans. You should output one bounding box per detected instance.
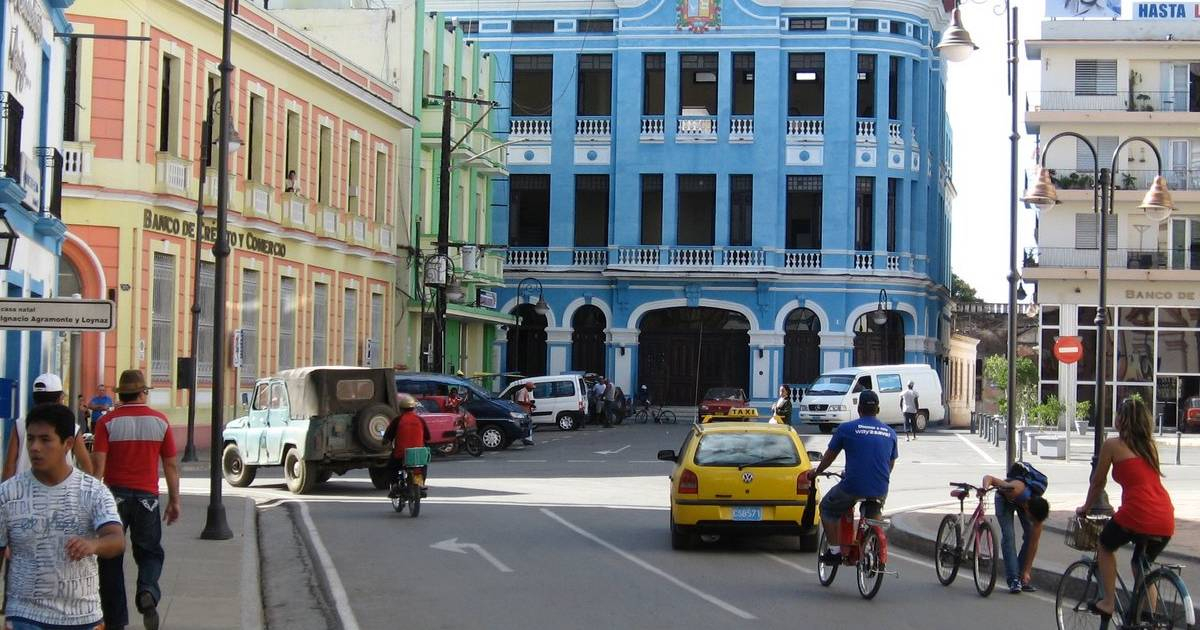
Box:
[5,619,103,630]
[99,488,165,627]
[995,494,1033,584]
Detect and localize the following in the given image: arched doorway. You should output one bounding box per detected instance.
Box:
[638,307,750,405]
[571,305,606,375]
[783,307,821,386]
[853,312,904,366]
[507,303,547,376]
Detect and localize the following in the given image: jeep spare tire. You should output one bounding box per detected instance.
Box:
[356,403,395,452]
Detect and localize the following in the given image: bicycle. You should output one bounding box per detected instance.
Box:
[1055,515,1195,630]
[388,447,430,518]
[632,403,677,424]
[812,471,894,600]
[934,482,1000,597]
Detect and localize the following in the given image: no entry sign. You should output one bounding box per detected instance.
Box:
[1053,336,1084,364]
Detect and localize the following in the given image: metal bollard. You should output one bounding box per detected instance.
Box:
[1178,430,1182,466]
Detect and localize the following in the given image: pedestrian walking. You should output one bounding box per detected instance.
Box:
[93,369,181,630]
[0,403,124,630]
[771,385,793,425]
[900,380,919,441]
[86,384,113,433]
[3,373,93,481]
[603,377,616,428]
[514,382,536,445]
[982,462,1050,593]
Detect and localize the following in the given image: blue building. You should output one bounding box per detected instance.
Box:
[432,0,957,406]
[0,0,74,422]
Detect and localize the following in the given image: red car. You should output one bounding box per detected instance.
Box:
[1183,397,1200,432]
[403,395,476,447]
[697,387,748,416]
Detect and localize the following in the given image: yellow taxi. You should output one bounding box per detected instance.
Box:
[699,407,761,423]
[657,421,820,551]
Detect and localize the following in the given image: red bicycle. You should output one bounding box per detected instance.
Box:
[934,482,999,597]
[812,472,893,600]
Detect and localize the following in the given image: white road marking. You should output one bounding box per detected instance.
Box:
[297,502,361,630]
[504,459,547,463]
[763,552,816,574]
[629,460,668,464]
[886,549,1056,604]
[541,508,757,620]
[430,538,514,573]
[595,444,632,455]
[568,459,604,463]
[955,432,998,465]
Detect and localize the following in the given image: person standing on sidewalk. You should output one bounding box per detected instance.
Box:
[603,377,616,428]
[900,381,919,441]
[514,382,536,445]
[92,370,181,630]
[983,463,1051,593]
[0,403,124,630]
[591,378,606,426]
[3,374,93,481]
[771,385,793,425]
[86,384,113,433]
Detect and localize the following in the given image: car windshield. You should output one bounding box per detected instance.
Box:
[455,379,496,401]
[693,433,799,467]
[807,375,854,396]
[703,388,744,401]
[418,399,440,413]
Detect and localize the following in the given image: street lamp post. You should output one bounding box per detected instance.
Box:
[1022,133,1173,512]
[514,278,550,375]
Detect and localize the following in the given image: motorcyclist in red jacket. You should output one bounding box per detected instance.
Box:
[384,394,430,497]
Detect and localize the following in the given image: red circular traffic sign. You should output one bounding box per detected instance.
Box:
[1053,336,1084,364]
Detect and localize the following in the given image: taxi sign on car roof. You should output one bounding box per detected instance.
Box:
[699,407,760,423]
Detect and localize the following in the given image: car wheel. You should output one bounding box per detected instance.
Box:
[819,424,834,434]
[556,413,576,431]
[368,466,392,490]
[916,412,929,433]
[798,525,820,553]
[283,449,316,494]
[221,443,257,488]
[479,425,507,450]
[670,518,695,551]
[355,403,395,452]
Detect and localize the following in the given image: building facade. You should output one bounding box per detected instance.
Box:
[431,0,957,405]
[62,0,415,447]
[1025,17,1200,428]
[0,0,75,427]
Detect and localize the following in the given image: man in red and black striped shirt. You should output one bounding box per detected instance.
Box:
[92,369,180,630]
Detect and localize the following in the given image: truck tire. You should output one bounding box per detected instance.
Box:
[284,448,316,494]
[368,465,392,490]
[356,403,395,452]
[221,443,257,488]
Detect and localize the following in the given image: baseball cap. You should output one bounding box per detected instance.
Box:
[33,373,64,393]
[858,390,880,407]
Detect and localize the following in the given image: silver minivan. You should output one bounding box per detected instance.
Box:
[499,375,589,431]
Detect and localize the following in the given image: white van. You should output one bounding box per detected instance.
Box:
[797,364,944,434]
[499,375,589,431]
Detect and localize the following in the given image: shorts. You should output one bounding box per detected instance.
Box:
[1099,519,1170,561]
[819,482,885,520]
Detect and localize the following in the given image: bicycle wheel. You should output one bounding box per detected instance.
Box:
[972,521,999,597]
[1132,569,1192,630]
[816,529,838,586]
[633,409,649,424]
[407,481,421,518]
[660,410,678,424]
[1056,560,1102,630]
[934,515,962,586]
[856,528,886,600]
[389,482,405,513]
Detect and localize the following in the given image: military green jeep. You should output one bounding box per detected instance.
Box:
[220,367,398,494]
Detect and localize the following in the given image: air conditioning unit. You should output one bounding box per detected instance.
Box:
[348,185,360,198]
[461,245,479,273]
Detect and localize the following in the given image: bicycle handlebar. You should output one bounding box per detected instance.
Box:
[813,471,842,479]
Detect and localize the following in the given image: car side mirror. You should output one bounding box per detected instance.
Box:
[656,449,677,462]
[807,450,823,462]
[240,391,251,410]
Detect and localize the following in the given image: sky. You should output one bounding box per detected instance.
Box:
[946,2,1046,302]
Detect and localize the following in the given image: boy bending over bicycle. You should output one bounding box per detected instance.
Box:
[983,463,1050,594]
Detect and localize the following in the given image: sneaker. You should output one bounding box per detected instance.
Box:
[1008,579,1022,594]
[819,550,842,566]
[136,591,159,630]
[1021,582,1038,593]
[522,438,534,446]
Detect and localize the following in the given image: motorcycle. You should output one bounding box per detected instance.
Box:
[434,417,484,457]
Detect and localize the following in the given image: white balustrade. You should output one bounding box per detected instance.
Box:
[640,117,665,139]
[510,117,552,137]
[854,253,875,270]
[667,248,715,266]
[575,117,611,138]
[784,251,822,270]
[722,248,765,267]
[676,116,717,140]
[506,248,550,266]
[856,120,877,141]
[886,255,900,271]
[786,118,824,141]
[572,248,608,266]
[888,122,903,145]
[729,116,754,139]
[616,247,660,266]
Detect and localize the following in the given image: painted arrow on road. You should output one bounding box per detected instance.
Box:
[430,538,514,573]
[594,444,631,456]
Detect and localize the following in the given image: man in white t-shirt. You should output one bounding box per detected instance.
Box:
[3,374,94,481]
[0,403,124,629]
[900,380,920,442]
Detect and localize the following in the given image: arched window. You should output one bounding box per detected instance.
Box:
[853,312,904,366]
[506,304,548,376]
[571,305,606,375]
[783,308,821,386]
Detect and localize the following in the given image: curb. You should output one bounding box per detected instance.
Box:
[242,497,264,630]
[279,501,347,630]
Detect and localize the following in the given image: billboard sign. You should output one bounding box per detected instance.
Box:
[1047,0,1122,18]
[1132,2,1200,18]
[0,298,115,331]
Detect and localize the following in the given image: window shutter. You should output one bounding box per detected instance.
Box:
[1074,59,1117,95]
[1074,213,1117,250]
[1076,136,1117,171]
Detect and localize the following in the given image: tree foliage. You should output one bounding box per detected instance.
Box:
[983,354,1038,420]
[952,273,983,304]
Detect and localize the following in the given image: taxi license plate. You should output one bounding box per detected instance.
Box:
[732,506,762,521]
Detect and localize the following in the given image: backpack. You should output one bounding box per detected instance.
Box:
[1010,462,1048,497]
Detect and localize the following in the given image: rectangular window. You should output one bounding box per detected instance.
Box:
[1074,213,1118,250]
[197,261,215,383]
[512,55,553,116]
[889,20,904,35]
[509,174,550,246]
[578,19,614,32]
[373,151,387,222]
[574,175,609,247]
[150,254,175,382]
[679,53,718,115]
[342,287,358,365]
[512,20,554,33]
[731,52,754,116]
[577,54,613,116]
[1074,59,1117,95]
[459,20,479,33]
[855,176,874,251]
[857,54,876,118]
[912,25,923,41]
[241,269,260,381]
[278,277,296,370]
[785,175,822,249]
[63,38,79,142]
[888,56,901,119]
[347,138,361,214]
[284,110,300,189]
[640,174,663,245]
[318,125,332,204]
[788,53,824,116]
[370,292,384,368]
[246,93,265,182]
[788,17,826,30]
[858,18,878,32]
[312,282,329,366]
[643,53,665,116]
[886,178,898,252]
[677,174,716,246]
[729,175,753,246]
[158,54,180,153]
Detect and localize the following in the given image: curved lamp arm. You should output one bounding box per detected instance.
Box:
[1038,131,1101,214]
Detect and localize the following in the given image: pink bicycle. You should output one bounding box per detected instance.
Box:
[934,482,1000,597]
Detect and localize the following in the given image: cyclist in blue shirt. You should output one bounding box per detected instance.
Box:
[807,389,899,566]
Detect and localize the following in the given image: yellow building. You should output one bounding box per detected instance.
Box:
[60,0,416,448]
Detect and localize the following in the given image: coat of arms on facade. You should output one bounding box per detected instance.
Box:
[677,0,721,32]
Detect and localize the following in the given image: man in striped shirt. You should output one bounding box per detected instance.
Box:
[92,369,181,630]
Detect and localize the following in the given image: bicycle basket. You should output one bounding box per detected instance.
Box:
[1065,516,1107,551]
[404,447,431,467]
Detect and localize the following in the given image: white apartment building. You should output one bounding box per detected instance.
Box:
[1025,17,1200,429]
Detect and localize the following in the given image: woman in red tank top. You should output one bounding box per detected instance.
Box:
[1076,397,1175,619]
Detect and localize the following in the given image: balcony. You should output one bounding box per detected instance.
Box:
[376,226,392,253]
[61,141,93,185]
[506,246,828,272]
[887,121,903,146]
[36,147,62,219]
[853,252,874,270]
[317,205,340,239]
[509,117,552,141]
[729,116,754,143]
[1023,247,1187,270]
[506,247,550,267]
[243,181,273,218]
[154,152,191,196]
[572,247,608,268]
[855,119,877,143]
[675,116,717,143]
[281,193,309,230]
[640,116,664,142]
[786,117,823,143]
[574,117,611,141]
[1029,90,1199,112]
[348,216,371,247]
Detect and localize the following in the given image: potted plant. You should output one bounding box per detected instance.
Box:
[1136,93,1154,111]
[1074,400,1092,435]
